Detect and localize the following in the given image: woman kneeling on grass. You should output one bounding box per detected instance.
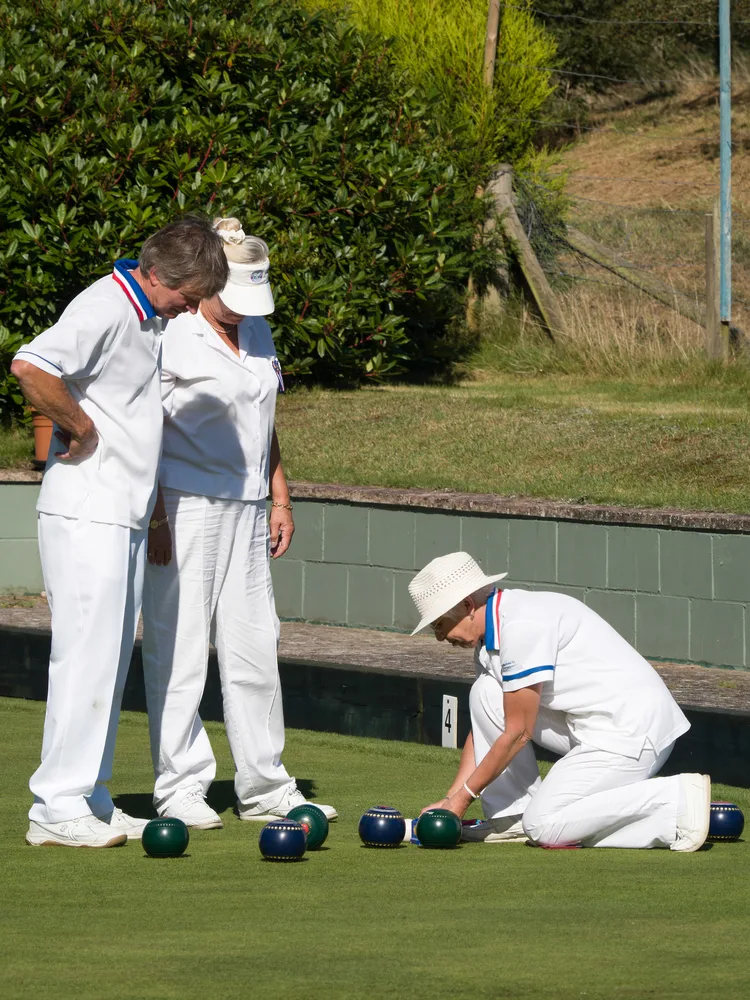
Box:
[410,552,710,851]
[141,217,336,829]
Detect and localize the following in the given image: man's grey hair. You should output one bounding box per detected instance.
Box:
[443,583,496,624]
[139,216,229,298]
[469,583,496,607]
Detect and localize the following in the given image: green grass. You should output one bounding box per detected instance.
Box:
[0,425,33,469]
[4,365,749,512]
[276,373,750,512]
[2,696,748,999]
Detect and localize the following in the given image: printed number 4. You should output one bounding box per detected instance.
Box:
[444,707,452,732]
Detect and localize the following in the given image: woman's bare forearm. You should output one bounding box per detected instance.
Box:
[269,427,290,504]
[467,728,532,794]
[150,483,167,521]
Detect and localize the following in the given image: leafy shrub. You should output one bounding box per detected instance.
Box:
[0,0,504,417]
[0,326,27,424]
[304,1,558,172]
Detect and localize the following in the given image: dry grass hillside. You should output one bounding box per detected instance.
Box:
[535,62,750,364]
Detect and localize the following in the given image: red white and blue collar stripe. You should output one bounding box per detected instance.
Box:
[484,588,502,650]
[112,259,156,322]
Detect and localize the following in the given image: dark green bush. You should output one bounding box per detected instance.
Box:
[0,0,498,418]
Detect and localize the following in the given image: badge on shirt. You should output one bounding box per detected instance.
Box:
[272,357,285,393]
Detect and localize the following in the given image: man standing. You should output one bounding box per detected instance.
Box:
[11,218,228,848]
[411,552,710,851]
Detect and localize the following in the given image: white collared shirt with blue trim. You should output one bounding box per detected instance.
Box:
[478,588,690,759]
[13,260,164,530]
[484,588,556,692]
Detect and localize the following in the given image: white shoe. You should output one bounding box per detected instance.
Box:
[238,780,338,822]
[159,788,223,830]
[26,815,127,848]
[672,773,711,852]
[461,816,527,844]
[97,807,150,840]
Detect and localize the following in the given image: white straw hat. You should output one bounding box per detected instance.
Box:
[408,552,507,636]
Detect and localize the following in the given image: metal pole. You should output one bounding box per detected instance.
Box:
[719,0,731,324]
[705,204,722,358]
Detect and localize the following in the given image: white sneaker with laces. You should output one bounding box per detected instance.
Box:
[238,780,338,822]
[672,773,711,852]
[97,807,150,840]
[460,816,527,844]
[26,815,128,848]
[160,788,223,830]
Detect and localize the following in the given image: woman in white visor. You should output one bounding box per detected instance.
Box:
[141,217,336,829]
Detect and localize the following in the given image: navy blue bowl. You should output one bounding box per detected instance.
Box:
[708,802,745,841]
[358,806,406,848]
[259,820,307,860]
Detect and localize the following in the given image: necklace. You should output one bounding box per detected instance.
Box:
[202,311,236,337]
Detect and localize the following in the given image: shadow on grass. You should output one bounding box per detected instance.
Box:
[142,854,192,861]
[359,843,408,850]
[113,792,154,819]
[115,777,323,819]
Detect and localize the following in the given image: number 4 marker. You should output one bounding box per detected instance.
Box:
[441,695,458,749]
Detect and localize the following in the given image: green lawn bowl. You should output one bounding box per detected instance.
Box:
[415,809,462,849]
[286,804,329,850]
[141,817,190,858]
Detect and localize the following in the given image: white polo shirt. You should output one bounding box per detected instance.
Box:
[157,309,281,501]
[477,589,690,758]
[13,260,163,530]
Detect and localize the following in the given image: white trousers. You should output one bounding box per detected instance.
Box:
[141,490,290,809]
[30,510,145,823]
[471,673,681,848]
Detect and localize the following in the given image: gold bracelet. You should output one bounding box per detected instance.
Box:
[271,501,293,511]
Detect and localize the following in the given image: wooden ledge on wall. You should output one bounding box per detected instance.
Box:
[2,473,748,533]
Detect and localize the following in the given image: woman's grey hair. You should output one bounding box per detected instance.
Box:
[139,216,229,298]
[213,217,269,265]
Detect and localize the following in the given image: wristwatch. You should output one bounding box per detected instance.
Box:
[149,515,169,530]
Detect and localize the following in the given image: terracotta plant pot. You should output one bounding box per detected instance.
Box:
[31,411,53,469]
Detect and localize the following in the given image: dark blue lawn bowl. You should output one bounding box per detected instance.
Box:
[258,820,307,861]
[708,802,745,842]
[358,806,406,848]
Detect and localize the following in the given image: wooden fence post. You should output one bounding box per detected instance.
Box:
[491,165,563,339]
[467,3,503,330]
[483,1,502,90]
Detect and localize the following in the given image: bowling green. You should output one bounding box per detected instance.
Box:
[2,696,747,1000]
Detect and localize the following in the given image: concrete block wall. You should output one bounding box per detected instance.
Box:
[2,481,750,670]
[0,485,44,593]
[271,499,750,670]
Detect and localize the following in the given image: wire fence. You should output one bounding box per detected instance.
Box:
[497,3,742,28]
[521,181,750,338]
[504,18,750,348]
